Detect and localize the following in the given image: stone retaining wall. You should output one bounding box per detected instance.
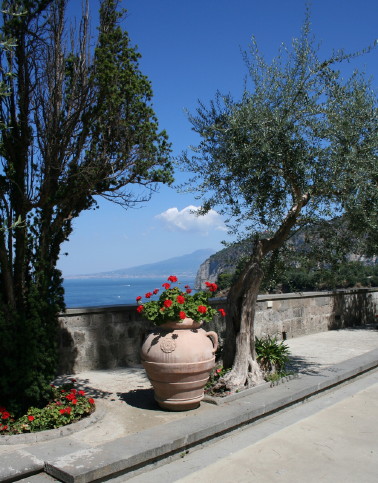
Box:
[58,288,378,374]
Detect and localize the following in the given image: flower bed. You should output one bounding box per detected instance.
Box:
[0,380,95,435]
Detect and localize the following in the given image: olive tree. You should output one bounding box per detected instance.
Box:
[182,16,378,392]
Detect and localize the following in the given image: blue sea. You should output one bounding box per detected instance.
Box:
[63,277,196,308]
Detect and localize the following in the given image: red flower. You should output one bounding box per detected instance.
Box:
[197,305,207,314]
[218,309,226,317]
[136,296,142,302]
[70,379,76,383]
[162,283,171,289]
[78,390,86,396]
[88,398,95,405]
[186,288,192,294]
[153,289,159,294]
[1,412,10,420]
[59,407,72,415]
[176,295,185,304]
[163,299,173,308]
[216,368,222,373]
[136,305,144,313]
[168,275,178,283]
[179,311,186,319]
[27,415,35,421]
[205,282,218,292]
[145,292,153,298]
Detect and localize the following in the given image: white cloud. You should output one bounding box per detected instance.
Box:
[156,205,227,234]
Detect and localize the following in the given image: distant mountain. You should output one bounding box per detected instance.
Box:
[67,249,216,279]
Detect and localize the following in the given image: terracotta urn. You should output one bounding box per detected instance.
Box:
[140,318,218,411]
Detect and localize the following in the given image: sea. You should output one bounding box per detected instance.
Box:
[63,277,197,308]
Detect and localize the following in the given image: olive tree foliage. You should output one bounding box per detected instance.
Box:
[182,17,378,392]
[0,0,172,411]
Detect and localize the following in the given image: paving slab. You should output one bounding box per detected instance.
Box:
[0,450,44,482]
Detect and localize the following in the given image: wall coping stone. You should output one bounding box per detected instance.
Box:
[60,287,378,316]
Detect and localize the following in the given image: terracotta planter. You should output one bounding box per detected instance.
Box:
[140,318,218,411]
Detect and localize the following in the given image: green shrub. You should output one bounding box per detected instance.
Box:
[255,336,290,376]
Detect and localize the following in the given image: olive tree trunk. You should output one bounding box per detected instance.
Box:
[217,194,311,392]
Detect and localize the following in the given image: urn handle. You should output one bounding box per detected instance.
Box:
[206,331,218,354]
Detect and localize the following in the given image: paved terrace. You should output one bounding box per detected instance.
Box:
[1,326,378,482]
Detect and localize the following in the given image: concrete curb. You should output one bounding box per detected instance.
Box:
[2,348,378,483]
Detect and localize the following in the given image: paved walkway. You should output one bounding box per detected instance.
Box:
[126,369,378,483]
[1,326,378,482]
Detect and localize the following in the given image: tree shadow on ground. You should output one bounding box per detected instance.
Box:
[286,355,322,375]
[53,375,113,399]
[337,324,378,332]
[117,388,161,410]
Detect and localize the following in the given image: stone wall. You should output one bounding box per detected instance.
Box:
[58,288,378,374]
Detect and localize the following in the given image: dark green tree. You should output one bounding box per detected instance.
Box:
[0,0,172,411]
[182,14,378,391]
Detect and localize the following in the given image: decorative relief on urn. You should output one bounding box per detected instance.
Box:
[160,338,176,353]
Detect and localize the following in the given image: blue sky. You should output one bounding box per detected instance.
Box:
[58,0,378,276]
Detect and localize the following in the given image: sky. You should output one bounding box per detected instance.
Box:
[57,0,378,276]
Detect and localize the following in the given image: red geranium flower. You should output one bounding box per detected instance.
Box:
[27,415,35,421]
[145,292,153,298]
[162,283,171,289]
[218,309,226,317]
[163,299,173,308]
[78,390,86,396]
[1,412,10,420]
[205,282,218,292]
[59,407,72,415]
[153,289,159,294]
[88,398,95,405]
[186,288,192,294]
[136,296,142,302]
[176,295,185,304]
[137,305,144,313]
[197,305,207,314]
[179,311,186,319]
[168,275,178,283]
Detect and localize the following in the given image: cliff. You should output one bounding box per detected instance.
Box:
[195,242,251,288]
